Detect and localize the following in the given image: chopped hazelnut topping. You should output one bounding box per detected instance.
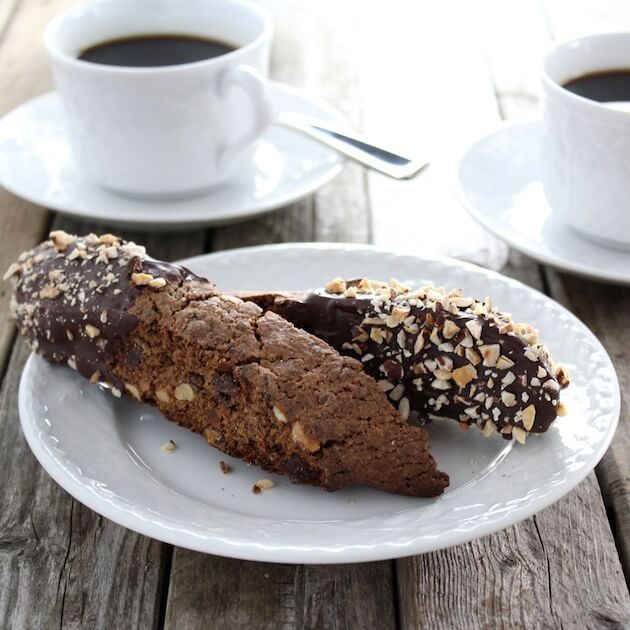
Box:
[131,272,154,286]
[148,277,167,289]
[325,277,346,294]
[370,327,384,344]
[398,397,410,421]
[156,388,171,403]
[389,383,406,401]
[442,320,460,339]
[480,344,500,367]
[431,379,451,390]
[555,365,570,387]
[39,286,60,299]
[496,355,515,370]
[3,262,22,282]
[452,364,476,388]
[501,391,517,407]
[465,320,482,340]
[377,379,394,392]
[49,230,76,251]
[522,404,536,431]
[465,348,481,366]
[512,427,528,444]
[85,324,100,338]
[501,371,516,387]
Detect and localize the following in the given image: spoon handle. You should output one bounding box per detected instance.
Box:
[273,113,429,180]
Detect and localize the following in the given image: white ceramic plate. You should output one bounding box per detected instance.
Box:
[456,120,630,285]
[0,83,344,230]
[19,244,619,563]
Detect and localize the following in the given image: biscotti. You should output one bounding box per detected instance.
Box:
[5,232,449,497]
[240,277,569,443]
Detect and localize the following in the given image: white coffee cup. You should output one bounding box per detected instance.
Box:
[541,33,630,249]
[45,0,273,197]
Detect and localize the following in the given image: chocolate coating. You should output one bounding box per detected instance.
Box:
[7,232,205,392]
[244,280,569,441]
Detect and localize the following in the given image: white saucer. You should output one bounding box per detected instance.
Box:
[456,121,630,285]
[19,244,619,563]
[0,83,344,230]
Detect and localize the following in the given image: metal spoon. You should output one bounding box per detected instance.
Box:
[273,112,429,180]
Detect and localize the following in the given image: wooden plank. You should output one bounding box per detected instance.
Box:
[545,270,630,580]
[0,208,207,627]
[165,557,396,630]
[212,0,371,252]
[0,339,167,629]
[166,3,394,628]
[0,0,84,377]
[399,252,630,627]
[486,0,630,579]
[481,0,630,580]
[399,474,630,629]
[350,0,507,269]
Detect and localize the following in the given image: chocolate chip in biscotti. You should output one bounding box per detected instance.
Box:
[5,233,449,498]
[240,278,569,443]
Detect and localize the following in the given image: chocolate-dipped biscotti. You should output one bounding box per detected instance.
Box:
[5,232,449,497]
[241,277,569,443]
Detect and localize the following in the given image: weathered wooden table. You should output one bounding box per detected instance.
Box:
[1,1,629,627]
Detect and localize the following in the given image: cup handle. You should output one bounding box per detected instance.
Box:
[216,65,272,170]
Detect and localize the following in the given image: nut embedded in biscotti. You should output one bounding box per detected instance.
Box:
[148,277,167,289]
[174,383,195,401]
[125,383,141,401]
[272,405,288,423]
[7,233,450,497]
[291,421,321,453]
[244,278,569,441]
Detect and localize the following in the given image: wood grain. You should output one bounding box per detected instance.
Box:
[166,4,393,629]
[398,478,630,630]
[398,254,630,628]
[165,557,396,630]
[483,0,630,580]
[0,0,78,378]
[545,271,630,581]
[0,339,167,629]
[0,211,207,627]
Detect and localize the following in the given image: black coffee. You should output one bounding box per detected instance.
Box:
[78,34,236,67]
[563,69,630,102]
